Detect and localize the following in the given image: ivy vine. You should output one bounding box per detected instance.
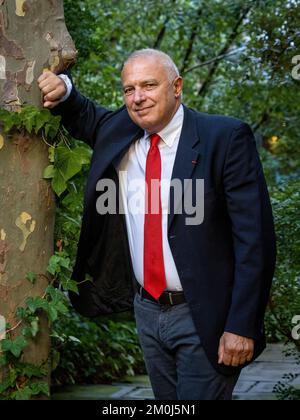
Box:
[0,106,91,196]
[0,106,90,399]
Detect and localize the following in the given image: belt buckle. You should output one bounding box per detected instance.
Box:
[168,292,174,305]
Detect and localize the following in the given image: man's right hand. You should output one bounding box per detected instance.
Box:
[37,71,67,109]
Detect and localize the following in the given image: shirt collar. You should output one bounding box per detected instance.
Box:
[144,104,184,148]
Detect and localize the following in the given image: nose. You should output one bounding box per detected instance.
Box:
[133,88,146,105]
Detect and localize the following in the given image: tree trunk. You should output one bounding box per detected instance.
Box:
[0,0,76,396]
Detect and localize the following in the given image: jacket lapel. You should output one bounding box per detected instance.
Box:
[168,105,202,231]
[86,127,143,204]
[87,105,202,232]
[110,129,143,171]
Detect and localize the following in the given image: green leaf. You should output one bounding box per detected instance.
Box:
[13,387,32,401]
[1,336,28,358]
[46,286,69,319]
[8,379,49,400]
[0,106,61,142]
[34,110,52,134]
[51,142,91,196]
[25,297,49,314]
[22,325,36,339]
[16,307,28,320]
[51,350,61,371]
[21,363,47,379]
[43,165,55,179]
[1,112,20,132]
[68,336,81,344]
[0,354,7,368]
[45,285,60,301]
[30,319,39,337]
[48,306,58,322]
[29,382,50,397]
[44,117,61,140]
[23,115,35,133]
[47,255,61,275]
[47,254,70,275]
[26,272,37,284]
[11,336,28,358]
[54,301,69,315]
[0,369,18,393]
[60,278,79,293]
[51,173,67,197]
[48,146,55,163]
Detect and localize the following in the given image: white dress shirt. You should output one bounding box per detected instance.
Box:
[58,77,184,291]
[118,105,184,291]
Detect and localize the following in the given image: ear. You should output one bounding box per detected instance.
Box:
[174,76,183,98]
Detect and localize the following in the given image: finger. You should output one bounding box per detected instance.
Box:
[238,357,247,366]
[37,71,52,84]
[44,101,59,109]
[44,100,60,109]
[218,346,224,364]
[218,336,225,364]
[38,78,57,91]
[222,352,233,366]
[231,355,241,367]
[38,74,60,90]
[44,88,64,102]
[37,74,47,84]
[246,352,254,362]
[39,83,55,96]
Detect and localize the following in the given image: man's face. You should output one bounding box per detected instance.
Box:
[121,57,183,134]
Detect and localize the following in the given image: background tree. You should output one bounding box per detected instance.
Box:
[0,0,76,399]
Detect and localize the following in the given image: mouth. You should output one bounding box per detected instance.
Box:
[134,106,153,113]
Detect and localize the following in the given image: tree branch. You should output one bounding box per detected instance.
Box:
[153,0,176,49]
[198,6,252,97]
[253,109,271,133]
[183,47,246,74]
[180,7,203,74]
[153,19,168,49]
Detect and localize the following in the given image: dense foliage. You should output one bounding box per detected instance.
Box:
[52,312,145,385]
[49,0,300,397]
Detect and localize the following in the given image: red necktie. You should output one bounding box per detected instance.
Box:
[143,133,167,300]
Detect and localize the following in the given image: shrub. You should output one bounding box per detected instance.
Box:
[51,310,145,386]
[265,177,300,345]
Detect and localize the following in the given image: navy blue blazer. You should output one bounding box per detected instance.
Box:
[53,83,276,376]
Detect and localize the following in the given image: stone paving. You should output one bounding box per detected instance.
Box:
[52,344,300,400]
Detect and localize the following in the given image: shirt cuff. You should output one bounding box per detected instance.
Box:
[57,74,72,102]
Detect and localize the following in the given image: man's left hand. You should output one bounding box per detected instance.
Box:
[218,332,254,367]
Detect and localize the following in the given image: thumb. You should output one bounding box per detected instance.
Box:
[218,336,225,364]
[43,100,60,109]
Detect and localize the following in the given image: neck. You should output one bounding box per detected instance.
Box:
[148,101,181,134]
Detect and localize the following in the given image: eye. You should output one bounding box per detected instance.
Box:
[145,83,156,90]
[124,87,134,96]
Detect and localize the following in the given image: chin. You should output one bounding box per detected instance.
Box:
[136,118,154,132]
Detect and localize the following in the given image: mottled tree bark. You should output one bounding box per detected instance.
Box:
[0,0,76,394]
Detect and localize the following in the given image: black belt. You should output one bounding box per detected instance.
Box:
[137,285,186,306]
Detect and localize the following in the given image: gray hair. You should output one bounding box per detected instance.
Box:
[122,49,180,81]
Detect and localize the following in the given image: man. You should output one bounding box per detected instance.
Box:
[38,49,276,400]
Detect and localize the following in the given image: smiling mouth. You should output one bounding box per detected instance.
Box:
[135,106,153,112]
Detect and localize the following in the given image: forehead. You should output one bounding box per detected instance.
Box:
[121,56,168,84]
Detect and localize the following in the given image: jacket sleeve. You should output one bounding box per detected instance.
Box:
[51,71,113,149]
[223,123,276,340]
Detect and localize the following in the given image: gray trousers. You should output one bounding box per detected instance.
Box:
[133,292,240,400]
